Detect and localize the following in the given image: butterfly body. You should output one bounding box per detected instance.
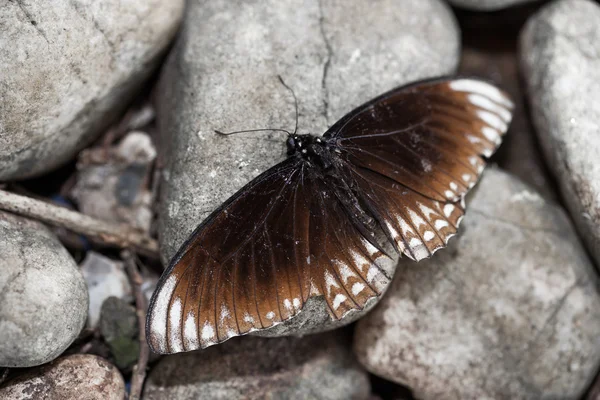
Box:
[148,77,514,354]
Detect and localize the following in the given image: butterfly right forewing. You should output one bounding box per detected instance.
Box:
[328,78,513,261]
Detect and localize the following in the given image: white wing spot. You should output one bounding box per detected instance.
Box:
[350,249,369,268]
[335,261,356,283]
[243,313,255,324]
[449,79,514,108]
[367,266,379,282]
[169,298,183,352]
[149,275,177,353]
[226,329,237,339]
[469,156,478,166]
[360,238,379,256]
[462,174,472,182]
[201,322,215,340]
[324,270,340,295]
[384,221,400,240]
[397,216,414,235]
[220,304,230,323]
[468,93,512,121]
[410,237,422,247]
[467,134,482,144]
[418,203,438,220]
[481,126,501,143]
[435,220,449,230]
[408,209,427,228]
[283,298,292,311]
[477,110,507,132]
[444,204,455,217]
[352,282,366,296]
[293,298,301,309]
[332,294,347,310]
[184,312,199,349]
[306,255,311,265]
[266,311,276,320]
[423,231,435,241]
[450,182,458,191]
[445,190,455,199]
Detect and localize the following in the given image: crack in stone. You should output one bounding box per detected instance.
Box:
[317,0,332,124]
[15,0,49,45]
[68,0,117,66]
[526,277,583,353]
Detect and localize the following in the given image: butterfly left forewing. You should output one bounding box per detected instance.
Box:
[147,158,393,354]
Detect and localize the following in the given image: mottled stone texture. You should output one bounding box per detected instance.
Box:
[354,169,600,399]
[0,212,88,368]
[0,355,125,400]
[144,333,370,400]
[157,0,459,337]
[0,0,184,180]
[520,0,600,267]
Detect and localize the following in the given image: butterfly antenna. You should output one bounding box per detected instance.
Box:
[215,128,292,136]
[215,75,298,137]
[277,75,298,135]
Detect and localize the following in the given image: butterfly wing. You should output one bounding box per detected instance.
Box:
[327,77,513,260]
[147,158,393,354]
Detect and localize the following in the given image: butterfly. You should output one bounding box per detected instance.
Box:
[146,77,513,354]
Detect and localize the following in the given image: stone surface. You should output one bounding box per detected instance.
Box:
[520,0,600,267]
[99,297,139,369]
[0,211,88,368]
[81,252,132,328]
[144,333,370,400]
[0,354,125,400]
[0,0,183,180]
[459,46,556,201]
[72,131,156,232]
[448,0,540,11]
[354,168,600,399]
[157,0,459,337]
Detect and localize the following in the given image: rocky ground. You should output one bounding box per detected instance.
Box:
[1,0,600,399]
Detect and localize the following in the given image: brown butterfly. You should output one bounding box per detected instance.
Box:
[147,77,513,354]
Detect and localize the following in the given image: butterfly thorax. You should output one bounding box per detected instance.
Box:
[286,134,334,169]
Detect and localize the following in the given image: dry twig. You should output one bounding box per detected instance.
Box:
[122,250,151,400]
[0,189,158,258]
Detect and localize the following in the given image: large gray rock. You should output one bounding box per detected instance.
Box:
[520,0,600,267]
[0,355,125,400]
[448,0,540,11]
[0,211,88,368]
[157,0,459,338]
[144,333,370,400]
[0,0,183,180]
[354,169,600,399]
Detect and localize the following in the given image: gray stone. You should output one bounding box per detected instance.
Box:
[157,0,459,338]
[80,252,132,329]
[0,212,88,368]
[0,0,183,180]
[144,333,370,400]
[459,46,557,201]
[0,354,125,400]
[354,168,600,399]
[448,0,540,11]
[520,0,600,267]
